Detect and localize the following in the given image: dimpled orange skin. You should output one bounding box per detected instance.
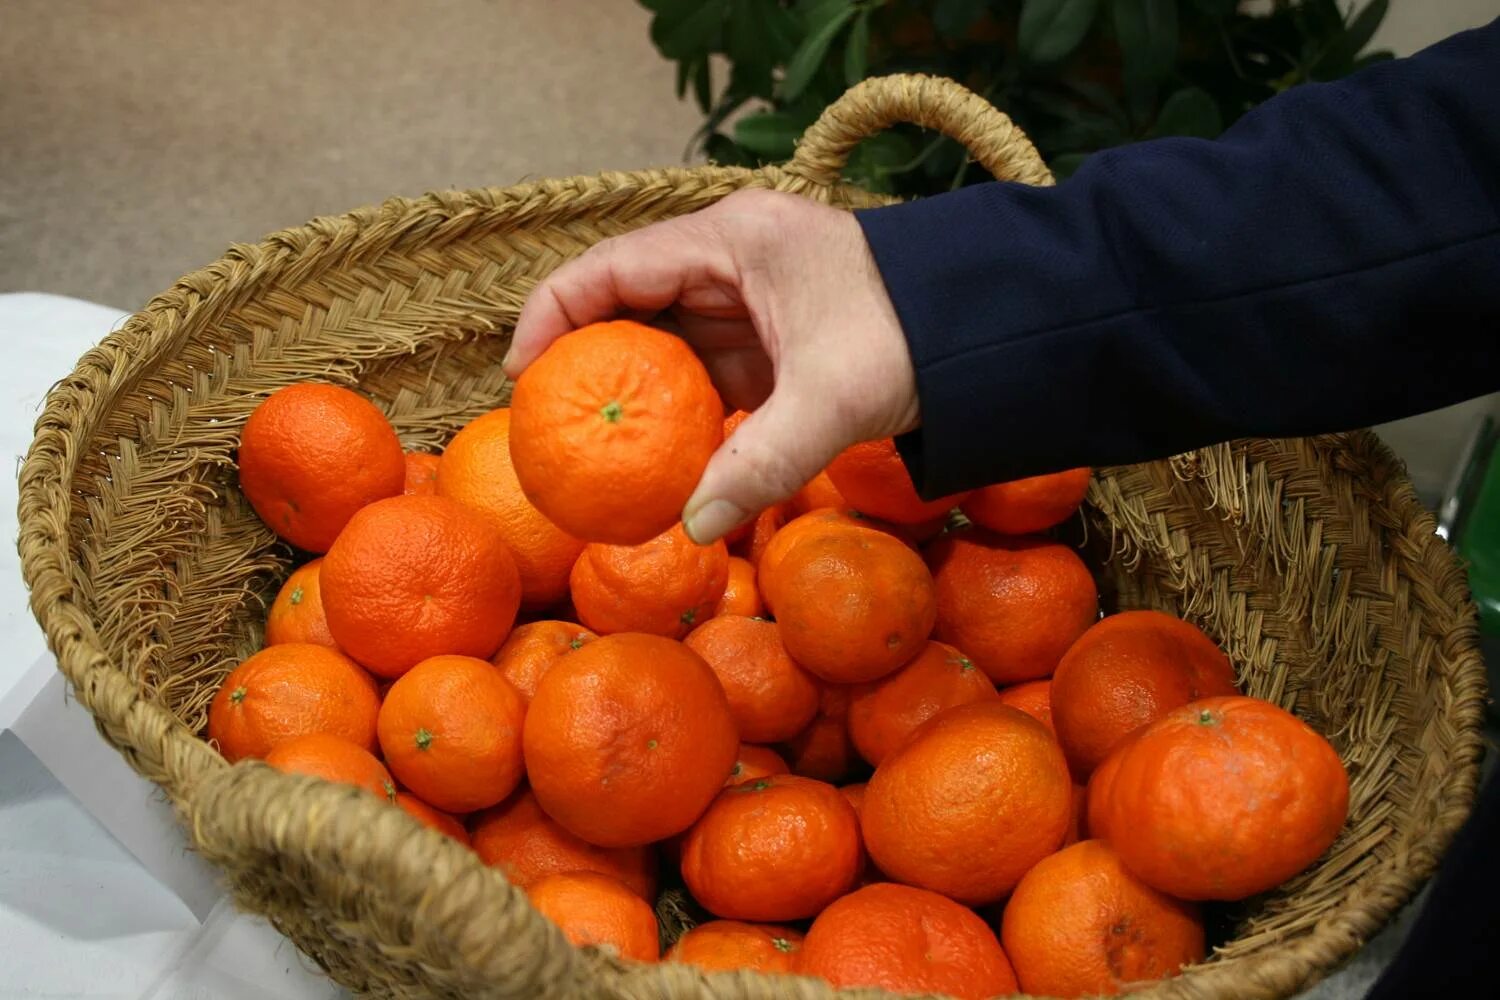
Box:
[757,508,913,606]
[862,702,1073,905]
[526,871,660,962]
[570,524,729,638]
[321,495,522,678]
[522,633,739,847]
[667,920,803,974]
[264,559,338,649]
[208,643,379,763]
[1001,840,1205,997]
[237,383,406,552]
[684,616,819,743]
[926,528,1099,685]
[743,502,790,568]
[377,655,526,813]
[470,787,658,900]
[681,775,862,921]
[826,438,972,524]
[264,733,396,802]
[394,792,471,845]
[402,451,441,496]
[798,883,1019,999]
[997,678,1056,736]
[779,681,860,784]
[1095,696,1351,901]
[714,556,764,618]
[1085,746,1124,842]
[847,640,999,766]
[962,467,1092,535]
[509,321,723,545]
[437,408,585,609]
[765,528,937,684]
[490,620,597,705]
[1052,610,1240,778]
[727,744,790,786]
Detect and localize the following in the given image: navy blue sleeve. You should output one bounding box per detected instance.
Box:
[858,19,1500,497]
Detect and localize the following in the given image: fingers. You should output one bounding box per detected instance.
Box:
[683,387,849,544]
[504,213,730,378]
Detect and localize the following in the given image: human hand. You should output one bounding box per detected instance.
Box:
[504,189,917,544]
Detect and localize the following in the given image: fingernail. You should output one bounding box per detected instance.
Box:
[501,349,516,376]
[684,498,745,545]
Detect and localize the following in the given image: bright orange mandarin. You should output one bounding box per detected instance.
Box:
[437,407,584,608]
[726,744,789,786]
[1052,610,1239,778]
[799,883,1018,999]
[523,633,738,846]
[1002,840,1205,997]
[490,619,597,704]
[264,559,338,649]
[962,467,1092,535]
[526,871,659,962]
[1085,747,1124,842]
[321,495,521,677]
[763,525,936,683]
[208,643,379,763]
[264,733,395,802]
[1094,696,1350,901]
[683,616,818,743]
[714,556,763,618]
[847,640,998,766]
[509,320,722,545]
[471,787,657,899]
[570,523,728,638]
[394,792,470,845]
[779,681,860,784]
[926,528,1098,684]
[1064,784,1087,848]
[238,383,405,552]
[862,702,1073,905]
[681,775,861,921]
[743,502,790,568]
[826,438,972,524]
[667,920,803,974]
[402,451,441,496]
[756,508,881,585]
[377,655,526,813]
[997,678,1056,736]
[790,469,847,515]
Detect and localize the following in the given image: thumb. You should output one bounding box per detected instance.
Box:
[682,388,848,545]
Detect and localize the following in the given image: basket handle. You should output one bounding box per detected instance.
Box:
[779,73,1054,191]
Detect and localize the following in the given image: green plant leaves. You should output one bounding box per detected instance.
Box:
[845,9,871,84]
[782,1,858,101]
[1019,0,1101,64]
[1313,0,1389,79]
[649,0,727,60]
[734,110,807,159]
[1150,86,1222,138]
[1113,0,1179,83]
[727,0,801,98]
[934,0,991,39]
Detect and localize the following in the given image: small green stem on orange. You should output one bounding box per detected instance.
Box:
[1197,709,1217,726]
[772,937,794,952]
[289,587,304,606]
[958,657,975,671]
[569,637,585,649]
[383,780,397,803]
[680,609,697,626]
[415,727,434,750]
[229,686,247,704]
[600,400,624,423]
[646,739,659,750]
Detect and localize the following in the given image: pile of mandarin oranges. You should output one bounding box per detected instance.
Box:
[211,320,1350,998]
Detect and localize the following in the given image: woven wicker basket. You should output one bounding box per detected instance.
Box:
[17,75,1488,999]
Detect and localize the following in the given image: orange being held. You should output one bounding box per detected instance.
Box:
[714,556,762,618]
[264,559,338,649]
[799,883,1018,999]
[926,528,1098,684]
[526,871,659,962]
[395,792,470,845]
[681,774,861,921]
[847,639,998,766]
[402,451,441,496]
[667,920,803,975]
[509,320,722,545]
[437,407,584,609]
[1002,839,1205,997]
[779,680,860,784]
[523,633,738,846]
[490,619,597,704]
[1091,696,1349,901]
[377,655,526,813]
[683,615,818,743]
[997,678,1056,736]
[826,438,971,524]
[321,495,521,677]
[1051,610,1239,778]
[962,467,1091,535]
[471,787,657,900]
[726,744,790,786]
[570,523,728,638]
[208,643,379,763]
[237,383,405,552]
[264,732,395,802]
[862,701,1073,905]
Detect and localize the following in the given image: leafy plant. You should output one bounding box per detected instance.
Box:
[641,0,1391,193]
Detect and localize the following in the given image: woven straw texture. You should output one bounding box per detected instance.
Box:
[17,75,1488,999]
